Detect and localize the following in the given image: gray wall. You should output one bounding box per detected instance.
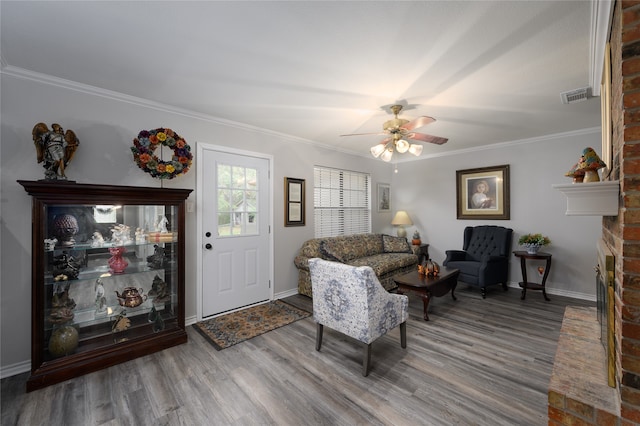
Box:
[0,69,601,377]
[383,131,603,297]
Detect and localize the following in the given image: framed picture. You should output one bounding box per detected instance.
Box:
[456,165,510,220]
[377,183,390,212]
[285,177,305,226]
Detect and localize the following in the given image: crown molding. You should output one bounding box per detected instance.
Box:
[2,65,324,139]
[394,126,601,164]
[1,65,602,164]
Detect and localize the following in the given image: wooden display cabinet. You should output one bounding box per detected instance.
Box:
[18,181,192,392]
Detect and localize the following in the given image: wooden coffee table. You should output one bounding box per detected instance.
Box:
[394,267,459,321]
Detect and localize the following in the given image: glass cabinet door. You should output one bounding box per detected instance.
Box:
[20,180,191,392]
[43,203,180,360]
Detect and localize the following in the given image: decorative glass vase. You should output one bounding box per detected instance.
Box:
[108,247,128,274]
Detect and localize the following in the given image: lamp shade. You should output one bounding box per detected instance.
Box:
[380,148,393,162]
[370,144,386,158]
[408,144,423,156]
[395,139,410,153]
[391,211,413,226]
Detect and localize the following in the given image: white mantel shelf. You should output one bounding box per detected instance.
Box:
[552,181,620,216]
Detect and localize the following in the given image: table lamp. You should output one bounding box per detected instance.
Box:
[391,211,412,238]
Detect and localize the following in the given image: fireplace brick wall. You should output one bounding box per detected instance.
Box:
[547,1,640,423]
[606,1,640,424]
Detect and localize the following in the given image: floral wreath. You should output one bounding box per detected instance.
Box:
[131,128,193,179]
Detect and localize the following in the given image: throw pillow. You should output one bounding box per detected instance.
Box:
[319,240,350,263]
[382,235,412,253]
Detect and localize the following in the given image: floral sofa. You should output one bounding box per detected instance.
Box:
[294,233,419,297]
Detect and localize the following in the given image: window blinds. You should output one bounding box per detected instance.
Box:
[314,166,371,237]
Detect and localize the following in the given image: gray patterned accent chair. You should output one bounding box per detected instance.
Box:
[308,258,409,376]
[443,225,513,299]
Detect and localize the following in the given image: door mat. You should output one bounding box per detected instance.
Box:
[192,300,311,350]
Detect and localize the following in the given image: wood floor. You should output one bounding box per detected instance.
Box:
[1,285,594,426]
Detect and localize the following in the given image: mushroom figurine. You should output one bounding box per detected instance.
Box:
[578,147,607,182]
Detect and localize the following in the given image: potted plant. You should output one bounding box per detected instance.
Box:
[518,233,550,254]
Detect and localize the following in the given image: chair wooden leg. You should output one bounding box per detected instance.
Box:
[315,323,323,351]
[362,343,372,376]
[400,322,407,348]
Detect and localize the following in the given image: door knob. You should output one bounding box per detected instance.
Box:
[205,243,212,250]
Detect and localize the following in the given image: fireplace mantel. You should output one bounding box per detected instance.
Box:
[552,181,619,216]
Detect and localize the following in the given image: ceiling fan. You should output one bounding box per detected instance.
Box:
[341,104,448,162]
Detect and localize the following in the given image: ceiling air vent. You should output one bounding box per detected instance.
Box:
[560,87,591,104]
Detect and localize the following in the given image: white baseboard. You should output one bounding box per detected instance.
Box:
[506,282,595,302]
[275,288,300,299]
[0,360,30,379]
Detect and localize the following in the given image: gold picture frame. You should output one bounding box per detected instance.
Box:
[601,42,612,178]
[377,183,390,212]
[456,165,510,220]
[285,177,305,226]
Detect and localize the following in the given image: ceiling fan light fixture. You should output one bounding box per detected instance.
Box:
[395,139,410,153]
[341,103,446,161]
[370,143,386,158]
[408,144,423,156]
[380,148,394,162]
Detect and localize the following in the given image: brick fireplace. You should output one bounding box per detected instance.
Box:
[552,1,640,424]
[548,1,640,424]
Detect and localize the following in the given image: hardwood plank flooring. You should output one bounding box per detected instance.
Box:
[1,285,594,425]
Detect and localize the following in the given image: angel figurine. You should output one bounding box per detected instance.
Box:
[32,122,80,180]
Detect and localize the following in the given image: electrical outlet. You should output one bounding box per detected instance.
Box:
[187,202,194,213]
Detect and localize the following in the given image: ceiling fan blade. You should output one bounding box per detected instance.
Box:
[401,116,436,131]
[406,132,448,145]
[340,131,387,137]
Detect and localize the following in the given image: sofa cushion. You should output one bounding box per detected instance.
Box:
[382,235,411,253]
[444,259,480,277]
[348,253,417,276]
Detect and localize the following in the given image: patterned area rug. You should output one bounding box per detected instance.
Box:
[193,300,311,350]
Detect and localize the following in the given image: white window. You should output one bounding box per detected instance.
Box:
[314,166,371,237]
[217,164,259,236]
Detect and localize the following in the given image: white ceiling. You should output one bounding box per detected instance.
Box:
[1,1,609,161]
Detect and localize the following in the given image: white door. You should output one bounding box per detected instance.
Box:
[201,148,271,317]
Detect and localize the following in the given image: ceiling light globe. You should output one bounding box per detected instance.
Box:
[370,144,386,158]
[396,139,409,153]
[408,144,423,156]
[380,148,393,162]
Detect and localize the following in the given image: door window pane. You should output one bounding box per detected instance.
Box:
[217,164,259,236]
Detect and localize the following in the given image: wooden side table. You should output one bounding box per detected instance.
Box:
[513,251,552,301]
[412,243,430,264]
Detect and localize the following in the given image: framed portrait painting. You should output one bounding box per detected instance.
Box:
[377,183,390,212]
[456,165,510,220]
[285,177,305,226]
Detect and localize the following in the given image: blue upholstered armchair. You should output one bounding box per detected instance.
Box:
[443,225,513,298]
[308,258,408,376]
